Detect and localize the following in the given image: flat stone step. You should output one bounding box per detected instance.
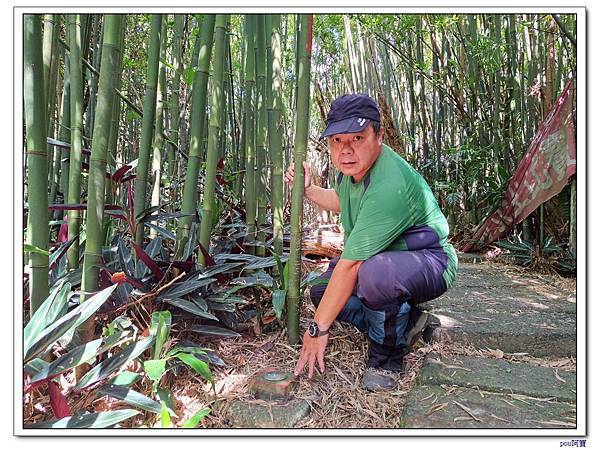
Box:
[224,398,310,428]
[402,385,576,428]
[401,353,576,428]
[424,264,576,357]
[417,354,576,402]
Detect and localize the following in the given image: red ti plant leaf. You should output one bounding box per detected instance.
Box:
[48,380,71,419]
[48,233,79,271]
[198,243,220,279]
[127,182,136,235]
[120,174,136,184]
[112,164,132,183]
[130,240,165,281]
[58,215,68,243]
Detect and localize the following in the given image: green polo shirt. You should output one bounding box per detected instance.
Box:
[334,144,457,288]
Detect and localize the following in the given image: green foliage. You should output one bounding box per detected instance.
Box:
[26,410,141,429]
[182,407,211,428]
[496,235,575,273]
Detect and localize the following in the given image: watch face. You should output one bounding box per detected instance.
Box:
[308,322,318,337]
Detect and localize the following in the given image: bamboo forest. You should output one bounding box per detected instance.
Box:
[21,12,579,430]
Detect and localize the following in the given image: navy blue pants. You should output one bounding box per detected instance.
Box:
[309,246,449,370]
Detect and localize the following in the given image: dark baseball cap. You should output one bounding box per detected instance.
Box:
[320,93,381,138]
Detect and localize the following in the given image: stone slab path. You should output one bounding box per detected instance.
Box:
[401,254,577,428]
[424,257,576,356]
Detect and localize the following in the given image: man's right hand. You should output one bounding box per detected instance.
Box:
[284,161,312,190]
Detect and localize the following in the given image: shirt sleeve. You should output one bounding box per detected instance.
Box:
[341,183,414,261]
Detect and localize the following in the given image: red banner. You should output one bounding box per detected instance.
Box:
[462,81,576,252]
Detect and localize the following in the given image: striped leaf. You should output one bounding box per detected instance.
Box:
[26,409,140,428]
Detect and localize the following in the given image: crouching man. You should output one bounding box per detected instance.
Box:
[286,93,457,391]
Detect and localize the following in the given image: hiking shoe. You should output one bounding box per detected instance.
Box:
[405,306,431,348]
[361,367,401,392]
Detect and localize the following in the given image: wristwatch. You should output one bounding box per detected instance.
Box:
[308,321,329,337]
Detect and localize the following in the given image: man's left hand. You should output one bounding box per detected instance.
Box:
[294,331,329,379]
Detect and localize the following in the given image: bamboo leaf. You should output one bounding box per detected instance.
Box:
[75,335,154,391]
[48,234,79,270]
[24,244,50,256]
[108,371,141,387]
[243,256,282,270]
[163,298,219,321]
[159,278,215,299]
[25,409,140,429]
[149,310,172,336]
[141,211,194,223]
[182,407,210,428]
[206,302,235,312]
[134,204,162,223]
[30,338,103,383]
[177,353,214,385]
[213,253,261,263]
[143,359,167,382]
[191,325,241,338]
[301,271,327,290]
[272,289,287,320]
[230,271,273,288]
[152,310,171,359]
[191,296,209,311]
[206,294,246,304]
[160,401,171,427]
[24,358,49,377]
[182,222,198,261]
[24,280,71,353]
[24,285,117,362]
[198,262,243,278]
[146,223,177,240]
[97,385,163,415]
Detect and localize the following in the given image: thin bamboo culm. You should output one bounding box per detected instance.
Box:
[286,14,313,344]
[198,14,229,267]
[24,14,49,315]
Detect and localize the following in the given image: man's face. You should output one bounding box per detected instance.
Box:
[327,124,384,182]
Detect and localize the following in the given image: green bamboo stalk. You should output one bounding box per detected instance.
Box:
[134,14,162,247]
[24,14,49,315]
[80,14,123,344]
[59,46,71,206]
[44,15,60,190]
[255,15,267,257]
[175,15,216,259]
[342,16,358,91]
[235,20,247,200]
[167,14,184,180]
[243,15,257,254]
[67,14,84,270]
[268,14,284,257]
[85,15,102,141]
[570,178,576,258]
[104,17,126,245]
[42,15,55,99]
[150,17,168,240]
[51,47,70,214]
[198,14,229,267]
[287,14,313,345]
[218,20,230,161]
